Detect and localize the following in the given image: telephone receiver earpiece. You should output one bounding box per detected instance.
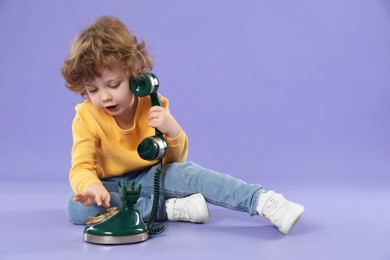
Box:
[130,73,159,97]
[130,73,168,161]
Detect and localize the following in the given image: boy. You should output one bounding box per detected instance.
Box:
[61,16,304,235]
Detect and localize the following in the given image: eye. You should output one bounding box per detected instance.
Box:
[109,83,120,88]
[87,88,98,93]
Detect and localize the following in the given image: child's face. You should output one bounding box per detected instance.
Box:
[84,67,135,118]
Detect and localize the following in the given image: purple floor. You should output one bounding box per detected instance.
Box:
[1,181,388,260]
[0,0,389,259]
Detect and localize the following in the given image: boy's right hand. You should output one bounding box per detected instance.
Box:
[73,182,110,208]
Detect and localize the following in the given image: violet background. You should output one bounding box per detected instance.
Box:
[0,0,389,259]
[1,0,389,186]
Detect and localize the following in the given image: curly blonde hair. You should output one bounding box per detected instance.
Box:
[61,16,153,97]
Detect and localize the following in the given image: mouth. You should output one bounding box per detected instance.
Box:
[105,105,119,113]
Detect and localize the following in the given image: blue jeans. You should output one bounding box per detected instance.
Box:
[66,161,264,225]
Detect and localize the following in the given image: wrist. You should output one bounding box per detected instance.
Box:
[166,125,181,138]
[85,182,103,192]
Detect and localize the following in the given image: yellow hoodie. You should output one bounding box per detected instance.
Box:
[69,95,188,193]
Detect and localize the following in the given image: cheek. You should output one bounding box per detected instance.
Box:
[88,95,103,109]
[118,87,134,103]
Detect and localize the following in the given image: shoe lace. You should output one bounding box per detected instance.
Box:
[262,197,281,218]
[173,208,190,221]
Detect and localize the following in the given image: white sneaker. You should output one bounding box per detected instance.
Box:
[166,193,210,223]
[256,190,304,234]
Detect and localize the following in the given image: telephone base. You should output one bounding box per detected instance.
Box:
[84,232,149,245]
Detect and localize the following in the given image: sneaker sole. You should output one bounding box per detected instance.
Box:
[279,204,304,234]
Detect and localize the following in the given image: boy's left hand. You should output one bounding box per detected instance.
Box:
[148,106,181,138]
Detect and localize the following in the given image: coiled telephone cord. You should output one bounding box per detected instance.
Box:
[147,161,165,235]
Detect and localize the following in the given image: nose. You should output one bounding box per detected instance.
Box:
[101,89,112,102]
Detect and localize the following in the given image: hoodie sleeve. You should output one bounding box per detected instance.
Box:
[159,95,189,164]
[69,105,102,193]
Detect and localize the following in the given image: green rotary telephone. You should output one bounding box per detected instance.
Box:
[83,73,167,244]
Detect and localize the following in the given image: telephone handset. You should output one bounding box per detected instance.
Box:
[83,73,167,245]
[130,73,168,161]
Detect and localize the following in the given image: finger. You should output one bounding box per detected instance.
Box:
[74,196,94,206]
[73,192,85,198]
[81,199,95,207]
[73,193,82,201]
[95,193,102,206]
[74,194,91,205]
[102,193,111,208]
[148,119,159,128]
[148,110,163,120]
[73,192,88,202]
[149,106,164,114]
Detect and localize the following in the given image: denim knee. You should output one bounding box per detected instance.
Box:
[65,192,106,225]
